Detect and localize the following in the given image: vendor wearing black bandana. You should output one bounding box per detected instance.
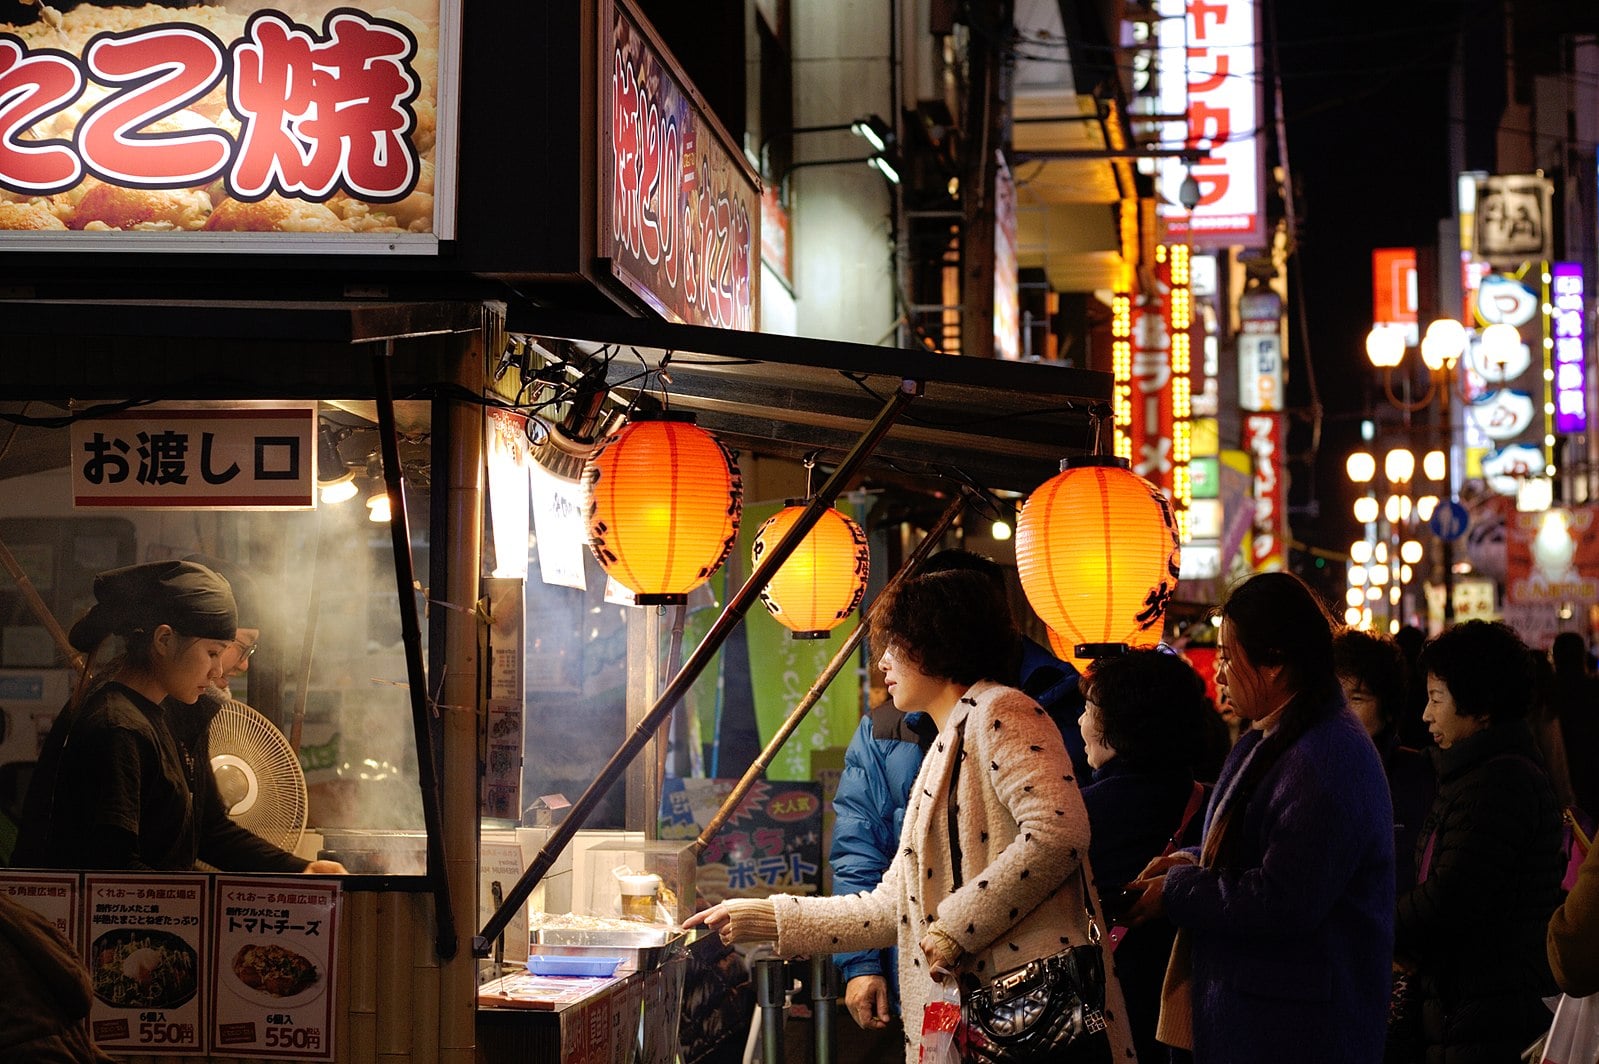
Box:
[14,560,337,874]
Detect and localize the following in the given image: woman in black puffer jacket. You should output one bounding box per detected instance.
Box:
[1392,621,1565,1064]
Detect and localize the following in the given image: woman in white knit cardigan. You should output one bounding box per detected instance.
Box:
[688,569,1133,1064]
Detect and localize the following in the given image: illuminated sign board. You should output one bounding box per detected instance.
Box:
[1148,0,1265,248]
[1120,245,1196,541]
[0,0,458,254]
[71,405,316,509]
[1246,412,1286,571]
[1552,262,1587,434]
[1372,247,1419,346]
[602,0,758,330]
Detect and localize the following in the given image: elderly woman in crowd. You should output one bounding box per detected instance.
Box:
[1127,571,1395,1063]
[1393,620,1564,1062]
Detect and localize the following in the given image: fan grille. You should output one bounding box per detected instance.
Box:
[207,698,308,854]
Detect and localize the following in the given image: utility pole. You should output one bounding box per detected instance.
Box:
[959,0,1013,360]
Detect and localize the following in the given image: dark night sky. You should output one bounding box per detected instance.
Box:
[1271,0,1472,561]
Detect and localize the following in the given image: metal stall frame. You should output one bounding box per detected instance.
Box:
[0,297,492,1064]
[0,296,1111,1061]
[478,308,1112,949]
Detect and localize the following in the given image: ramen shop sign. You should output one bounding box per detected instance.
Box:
[70,405,316,509]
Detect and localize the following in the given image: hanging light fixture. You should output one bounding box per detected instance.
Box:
[1015,455,1181,669]
[581,411,743,605]
[752,501,869,639]
[363,453,391,523]
[317,424,358,504]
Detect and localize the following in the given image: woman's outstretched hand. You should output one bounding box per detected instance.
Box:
[683,898,779,945]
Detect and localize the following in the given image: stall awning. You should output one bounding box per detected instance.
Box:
[509,309,1113,494]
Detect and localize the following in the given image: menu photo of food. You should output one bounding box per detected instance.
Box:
[228,942,325,1008]
[93,929,199,1010]
[210,877,340,1060]
[81,874,209,1055]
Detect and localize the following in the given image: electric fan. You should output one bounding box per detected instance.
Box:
[207,698,309,853]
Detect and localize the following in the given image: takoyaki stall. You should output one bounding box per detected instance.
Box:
[0,0,1117,1059]
[0,297,1110,1063]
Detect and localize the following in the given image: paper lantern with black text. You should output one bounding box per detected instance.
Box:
[1016,455,1180,669]
[753,504,869,638]
[581,411,743,605]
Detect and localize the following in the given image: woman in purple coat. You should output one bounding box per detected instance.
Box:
[1128,572,1396,1063]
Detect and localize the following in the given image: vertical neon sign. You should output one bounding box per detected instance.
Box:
[1551,262,1586,434]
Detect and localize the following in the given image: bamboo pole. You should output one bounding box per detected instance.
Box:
[376,891,415,1054]
[0,536,84,673]
[691,491,964,852]
[475,379,923,953]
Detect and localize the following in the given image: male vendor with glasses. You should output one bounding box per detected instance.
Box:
[177,554,344,874]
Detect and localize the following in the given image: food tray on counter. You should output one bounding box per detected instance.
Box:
[530,925,690,973]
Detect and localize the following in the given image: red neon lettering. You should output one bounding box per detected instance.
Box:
[1186,49,1229,94]
[1188,0,1230,42]
[231,12,418,200]
[611,48,643,254]
[1188,101,1232,149]
[0,40,82,193]
[79,28,227,186]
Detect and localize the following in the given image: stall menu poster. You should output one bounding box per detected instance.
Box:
[210,877,340,1060]
[658,778,823,906]
[83,874,208,1055]
[1,871,80,948]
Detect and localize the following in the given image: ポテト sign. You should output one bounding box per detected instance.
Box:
[71,404,316,509]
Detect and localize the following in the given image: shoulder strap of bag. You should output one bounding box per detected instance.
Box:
[1161,781,1208,858]
[945,723,1101,943]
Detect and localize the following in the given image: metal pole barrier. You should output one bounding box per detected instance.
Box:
[811,955,839,1064]
[753,955,788,1064]
[690,491,965,852]
[475,380,922,954]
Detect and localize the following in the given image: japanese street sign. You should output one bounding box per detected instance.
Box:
[71,405,316,509]
[1430,500,1470,542]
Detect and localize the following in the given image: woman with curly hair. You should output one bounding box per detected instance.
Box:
[688,566,1133,1064]
[1392,620,1564,1063]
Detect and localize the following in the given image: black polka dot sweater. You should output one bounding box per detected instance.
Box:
[768,680,1134,1063]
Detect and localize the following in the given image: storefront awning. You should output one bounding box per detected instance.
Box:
[509,309,1113,495]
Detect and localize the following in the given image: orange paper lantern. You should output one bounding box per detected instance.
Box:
[753,503,869,639]
[1016,455,1180,669]
[582,411,743,605]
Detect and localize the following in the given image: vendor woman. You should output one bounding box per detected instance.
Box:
[14,560,338,874]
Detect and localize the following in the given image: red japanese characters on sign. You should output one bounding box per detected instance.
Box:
[0,12,419,201]
[603,0,757,330]
[1246,412,1286,570]
[0,1,450,249]
[1150,0,1265,248]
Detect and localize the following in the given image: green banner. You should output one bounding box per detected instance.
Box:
[741,499,865,780]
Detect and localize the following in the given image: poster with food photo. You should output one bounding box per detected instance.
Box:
[210,877,340,1060]
[82,874,208,1055]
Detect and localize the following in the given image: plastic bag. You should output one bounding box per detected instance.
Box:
[919,979,963,1064]
[1538,992,1599,1064]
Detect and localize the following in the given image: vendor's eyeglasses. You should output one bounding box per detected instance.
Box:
[231,639,259,661]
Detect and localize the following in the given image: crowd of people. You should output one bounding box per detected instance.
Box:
[693,562,1599,1064]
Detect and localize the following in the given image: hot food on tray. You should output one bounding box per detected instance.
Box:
[232,942,320,998]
